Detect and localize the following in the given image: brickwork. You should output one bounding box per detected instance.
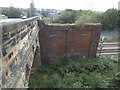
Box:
[40,24,101,65]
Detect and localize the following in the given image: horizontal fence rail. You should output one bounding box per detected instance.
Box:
[97,42,120,56]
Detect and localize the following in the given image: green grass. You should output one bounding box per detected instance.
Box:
[105,36,119,42]
[29,56,119,88]
[100,30,119,42]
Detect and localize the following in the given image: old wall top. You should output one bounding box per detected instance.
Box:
[44,23,102,31]
[2,16,39,33]
[1,16,39,46]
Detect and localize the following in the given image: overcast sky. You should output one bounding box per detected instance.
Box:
[0,0,119,11]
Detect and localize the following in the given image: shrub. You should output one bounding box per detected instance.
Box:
[29,56,118,88]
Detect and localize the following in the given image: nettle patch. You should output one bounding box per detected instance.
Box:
[29,56,119,88]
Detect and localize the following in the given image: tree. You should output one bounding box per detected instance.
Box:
[53,8,118,30]
[101,8,118,30]
[40,10,53,24]
[41,11,50,18]
[28,0,36,17]
[2,8,8,16]
[75,10,101,26]
[27,9,30,18]
[118,10,120,28]
[53,9,76,24]
[2,6,22,18]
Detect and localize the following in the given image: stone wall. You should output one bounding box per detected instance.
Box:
[39,24,101,65]
[1,16,40,88]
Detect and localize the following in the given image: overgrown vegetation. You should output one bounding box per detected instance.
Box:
[52,8,119,30]
[104,36,119,42]
[41,10,53,24]
[53,9,76,24]
[100,30,119,42]
[29,56,119,88]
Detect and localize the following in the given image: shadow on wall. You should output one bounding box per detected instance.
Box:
[32,46,41,68]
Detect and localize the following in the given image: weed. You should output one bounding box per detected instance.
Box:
[29,56,118,88]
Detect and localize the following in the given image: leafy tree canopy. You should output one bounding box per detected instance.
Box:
[41,11,50,18]
[53,8,118,30]
[53,9,76,24]
[2,6,23,18]
[101,8,118,30]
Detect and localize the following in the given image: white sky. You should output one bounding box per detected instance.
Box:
[0,0,119,11]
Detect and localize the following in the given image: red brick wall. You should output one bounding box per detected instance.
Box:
[39,24,101,65]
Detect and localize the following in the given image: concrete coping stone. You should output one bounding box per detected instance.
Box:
[47,23,102,26]
[2,16,39,33]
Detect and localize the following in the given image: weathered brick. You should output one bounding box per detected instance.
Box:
[40,24,101,65]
